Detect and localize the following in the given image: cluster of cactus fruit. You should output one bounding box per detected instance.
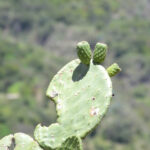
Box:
[0,41,121,150]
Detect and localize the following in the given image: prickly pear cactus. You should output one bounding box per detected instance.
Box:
[0,41,121,150]
[34,41,121,149]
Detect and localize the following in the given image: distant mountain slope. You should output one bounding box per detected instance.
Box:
[0,0,149,57]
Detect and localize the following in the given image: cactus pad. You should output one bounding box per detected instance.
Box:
[76,41,92,65]
[93,43,107,64]
[34,123,67,149]
[34,58,112,149]
[0,133,43,150]
[57,136,83,150]
[0,134,13,149]
[14,133,43,150]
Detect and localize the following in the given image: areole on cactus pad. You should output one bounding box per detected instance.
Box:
[0,41,121,150]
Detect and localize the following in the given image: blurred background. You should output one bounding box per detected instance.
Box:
[0,0,150,149]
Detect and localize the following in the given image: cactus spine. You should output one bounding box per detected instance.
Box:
[0,41,121,150]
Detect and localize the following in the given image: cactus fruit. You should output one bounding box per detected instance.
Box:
[76,41,92,65]
[93,43,108,64]
[0,41,121,150]
[107,63,121,77]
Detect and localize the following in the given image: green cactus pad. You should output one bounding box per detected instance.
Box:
[76,41,92,65]
[0,133,43,150]
[0,134,13,149]
[107,63,121,77]
[34,123,67,149]
[93,43,108,64]
[14,133,43,150]
[57,136,83,150]
[35,59,112,149]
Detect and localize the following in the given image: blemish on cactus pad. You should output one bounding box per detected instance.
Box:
[50,90,58,98]
[90,107,100,116]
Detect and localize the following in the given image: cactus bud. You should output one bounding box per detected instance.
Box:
[76,41,92,65]
[93,43,107,64]
[107,63,121,77]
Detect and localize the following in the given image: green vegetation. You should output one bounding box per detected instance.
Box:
[0,0,150,149]
[0,39,66,139]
